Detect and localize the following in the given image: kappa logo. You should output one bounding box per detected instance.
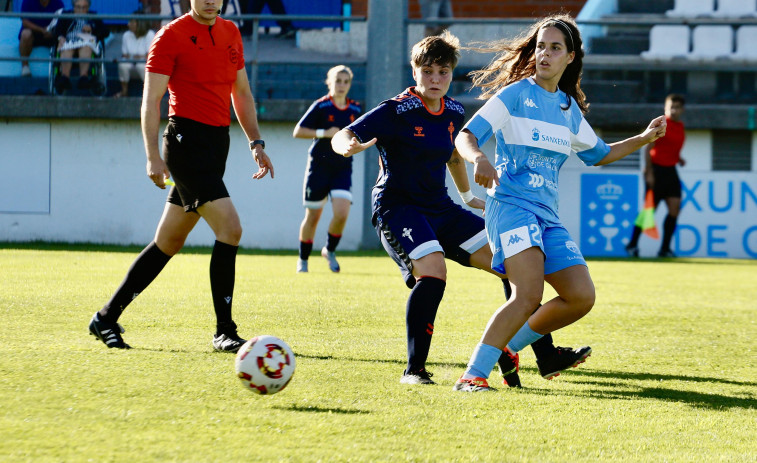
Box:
[532,128,540,142]
[328,115,335,122]
[524,98,538,108]
[190,35,197,45]
[414,126,425,137]
[448,121,455,143]
[506,235,523,246]
[402,227,414,242]
[528,173,545,187]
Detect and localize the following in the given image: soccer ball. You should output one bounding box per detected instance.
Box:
[235,335,295,395]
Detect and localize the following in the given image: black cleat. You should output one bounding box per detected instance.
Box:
[89,312,131,349]
[625,245,639,258]
[497,347,522,388]
[212,322,247,353]
[536,346,592,380]
[657,249,676,258]
[400,368,435,385]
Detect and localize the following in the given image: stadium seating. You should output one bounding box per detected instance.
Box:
[688,25,734,60]
[640,25,690,60]
[734,26,757,61]
[665,0,714,17]
[712,0,757,18]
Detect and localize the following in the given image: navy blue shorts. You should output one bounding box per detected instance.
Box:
[302,155,353,208]
[374,201,488,286]
[163,116,230,213]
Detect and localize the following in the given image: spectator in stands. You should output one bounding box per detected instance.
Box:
[250,0,296,38]
[419,0,453,37]
[50,0,109,93]
[292,65,361,274]
[18,0,64,77]
[626,94,687,258]
[115,12,155,98]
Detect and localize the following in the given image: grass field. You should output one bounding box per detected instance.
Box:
[0,243,755,462]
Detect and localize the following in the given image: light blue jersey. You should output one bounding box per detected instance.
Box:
[464,77,611,225]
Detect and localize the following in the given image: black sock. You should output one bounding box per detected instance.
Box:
[531,332,557,359]
[326,233,341,252]
[299,240,313,260]
[210,240,238,333]
[99,242,171,323]
[405,277,446,373]
[502,278,512,300]
[628,225,642,248]
[660,214,677,252]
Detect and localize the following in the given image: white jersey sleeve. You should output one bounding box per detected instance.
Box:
[463,91,512,147]
[571,115,610,166]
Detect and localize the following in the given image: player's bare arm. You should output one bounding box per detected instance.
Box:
[331,128,377,157]
[447,150,484,210]
[231,68,274,179]
[455,128,499,188]
[141,71,171,189]
[597,115,666,166]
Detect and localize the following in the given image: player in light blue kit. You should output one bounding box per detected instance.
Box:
[453,14,667,391]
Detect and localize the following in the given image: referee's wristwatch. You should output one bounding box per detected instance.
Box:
[249,139,265,150]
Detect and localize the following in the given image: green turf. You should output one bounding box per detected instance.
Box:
[0,244,755,462]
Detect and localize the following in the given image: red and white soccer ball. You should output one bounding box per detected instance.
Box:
[235,335,295,395]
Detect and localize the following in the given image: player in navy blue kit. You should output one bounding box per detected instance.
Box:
[332,32,587,387]
[293,66,361,273]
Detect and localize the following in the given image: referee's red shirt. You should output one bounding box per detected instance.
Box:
[146,14,245,127]
[650,117,685,167]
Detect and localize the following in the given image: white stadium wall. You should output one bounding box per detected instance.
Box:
[0,119,367,250]
[1,120,755,258]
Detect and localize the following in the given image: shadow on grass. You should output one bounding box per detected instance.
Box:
[551,367,756,388]
[527,382,755,410]
[0,241,389,257]
[273,404,370,415]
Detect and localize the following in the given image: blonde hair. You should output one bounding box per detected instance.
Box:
[325,65,353,86]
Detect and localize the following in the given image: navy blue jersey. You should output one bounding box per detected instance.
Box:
[347,87,466,216]
[297,95,362,168]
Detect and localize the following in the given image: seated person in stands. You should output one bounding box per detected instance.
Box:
[50,0,109,92]
[115,12,155,98]
[19,0,64,77]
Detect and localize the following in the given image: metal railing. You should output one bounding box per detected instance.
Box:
[0,11,366,93]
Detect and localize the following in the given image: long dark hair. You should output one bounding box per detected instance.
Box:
[468,14,588,113]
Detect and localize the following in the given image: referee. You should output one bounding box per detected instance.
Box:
[88,0,274,352]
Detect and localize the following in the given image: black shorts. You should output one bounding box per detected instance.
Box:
[27,29,57,47]
[163,116,231,212]
[649,164,681,201]
[303,154,353,208]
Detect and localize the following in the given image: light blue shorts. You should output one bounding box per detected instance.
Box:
[485,196,586,276]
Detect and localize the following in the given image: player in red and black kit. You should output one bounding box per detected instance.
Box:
[88,0,274,352]
[627,94,686,258]
[293,65,361,273]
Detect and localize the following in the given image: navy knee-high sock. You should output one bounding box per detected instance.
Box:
[326,233,341,252]
[299,240,313,260]
[660,214,678,252]
[406,277,446,373]
[210,240,238,333]
[99,241,171,323]
[628,225,643,248]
